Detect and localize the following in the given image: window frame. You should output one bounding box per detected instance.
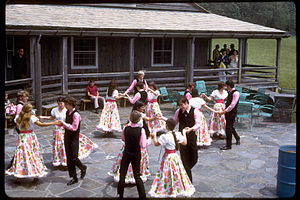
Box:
[151,38,174,67]
[71,37,98,70]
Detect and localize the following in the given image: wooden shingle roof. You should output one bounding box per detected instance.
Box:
[6,4,289,38]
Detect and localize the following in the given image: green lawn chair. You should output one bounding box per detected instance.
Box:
[196,80,207,95]
[159,87,170,102]
[236,101,254,131]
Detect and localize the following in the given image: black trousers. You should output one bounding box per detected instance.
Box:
[180,131,198,183]
[225,112,240,148]
[117,152,146,199]
[64,134,85,179]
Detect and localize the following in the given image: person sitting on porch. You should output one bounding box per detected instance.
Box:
[86,79,105,113]
[123,70,148,95]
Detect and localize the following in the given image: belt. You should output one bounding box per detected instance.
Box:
[149,99,157,103]
[106,99,116,102]
[19,130,33,133]
[165,149,176,154]
[215,99,224,103]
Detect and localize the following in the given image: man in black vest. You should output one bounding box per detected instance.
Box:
[219,80,241,150]
[161,96,200,183]
[117,110,146,200]
[59,96,87,185]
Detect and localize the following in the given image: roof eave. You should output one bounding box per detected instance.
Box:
[6,25,290,39]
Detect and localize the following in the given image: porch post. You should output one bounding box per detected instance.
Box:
[62,37,68,95]
[275,38,281,92]
[243,39,248,65]
[129,38,135,84]
[237,38,243,83]
[30,37,36,98]
[208,38,212,63]
[34,35,42,115]
[187,37,195,83]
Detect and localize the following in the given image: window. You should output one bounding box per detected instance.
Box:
[71,37,98,69]
[6,36,14,69]
[151,38,174,67]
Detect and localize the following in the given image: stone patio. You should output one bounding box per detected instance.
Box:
[4,103,296,199]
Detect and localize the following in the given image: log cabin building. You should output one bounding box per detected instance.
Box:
[5,3,290,114]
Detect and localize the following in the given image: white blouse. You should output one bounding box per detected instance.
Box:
[189,97,207,109]
[147,90,160,101]
[211,89,228,100]
[158,131,185,150]
[51,107,67,121]
[106,89,119,100]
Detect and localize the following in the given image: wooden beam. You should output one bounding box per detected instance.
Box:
[276,38,281,82]
[62,37,68,95]
[187,37,195,83]
[243,39,248,65]
[129,38,135,84]
[238,38,243,83]
[34,35,42,115]
[30,37,36,98]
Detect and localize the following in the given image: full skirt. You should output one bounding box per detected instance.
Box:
[53,125,98,166]
[108,144,150,184]
[5,131,48,178]
[196,111,212,146]
[148,152,195,198]
[97,101,122,132]
[208,103,226,136]
[146,102,166,132]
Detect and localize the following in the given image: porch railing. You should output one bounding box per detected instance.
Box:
[5,63,279,106]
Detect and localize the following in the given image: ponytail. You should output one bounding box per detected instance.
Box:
[171,131,179,151]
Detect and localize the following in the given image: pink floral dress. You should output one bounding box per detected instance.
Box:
[148,131,195,197]
[146,90,166,132]
[52,107,98,166]
[208,90,228,136]
[189,97,212,146]
[97,89,122,133]
[6,115,48,178]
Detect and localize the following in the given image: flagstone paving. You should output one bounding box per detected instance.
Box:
[4,103,296,199]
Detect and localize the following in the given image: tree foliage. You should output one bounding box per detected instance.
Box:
[199,2,296,34]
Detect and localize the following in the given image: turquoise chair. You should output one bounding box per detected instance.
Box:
[196,80,207,95]
[159,87,170,102]
[256,104,276,123]
[235,86,243,93]
[236,101,254,131]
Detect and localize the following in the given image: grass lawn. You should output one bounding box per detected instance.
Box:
[212,36,296,89]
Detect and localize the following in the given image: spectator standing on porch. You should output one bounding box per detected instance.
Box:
[213,44,220,68]
[12,48,27,80]
[86,80,105,113]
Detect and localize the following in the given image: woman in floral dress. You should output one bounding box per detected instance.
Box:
[148,118,195,198]
[39,97,98,168]
[201,82,228,139]
[6,103,59,183]
[108,101,154,183]
[97,79,123,136]
[146,82,166,133]
[189,88,215,147]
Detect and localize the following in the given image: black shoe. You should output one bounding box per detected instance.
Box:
[236,139,241,145]
[220,146,231,150]
[67,178,78,186]
[80,165,87,179]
